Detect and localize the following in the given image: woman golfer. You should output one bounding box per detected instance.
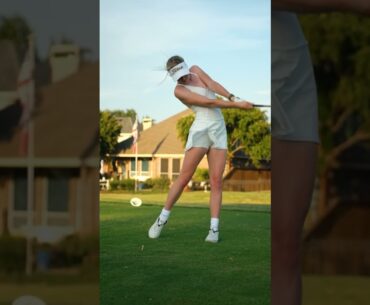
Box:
[148,55,253,243]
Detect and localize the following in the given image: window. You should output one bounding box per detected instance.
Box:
[172,159,181,180]
[48,176,69,212]
[160,158,168,178]
[14,175,27,211]
[130,159,137,177]
[141,159,149,176]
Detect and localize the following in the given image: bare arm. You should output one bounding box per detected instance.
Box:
[272,0,370,14]
[190,65,232,99]
[174,86,253,110]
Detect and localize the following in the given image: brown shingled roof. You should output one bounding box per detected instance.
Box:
[0,40,19,91]
[116,116,133,133]
[118,108,193,155]
[0,62,99,159]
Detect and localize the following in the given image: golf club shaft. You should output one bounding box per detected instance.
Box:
[253,104,271,108]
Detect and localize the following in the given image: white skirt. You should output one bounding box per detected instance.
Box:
[272,43,319,143]
[185,119,227,151]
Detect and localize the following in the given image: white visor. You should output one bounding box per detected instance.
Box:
[168,62,190,81]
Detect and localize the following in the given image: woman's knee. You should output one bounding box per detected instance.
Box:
[209,176,222,191]
[177,171,193,188]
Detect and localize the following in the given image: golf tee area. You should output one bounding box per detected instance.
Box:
[100,191,271,305]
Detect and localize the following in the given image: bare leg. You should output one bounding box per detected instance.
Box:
[271,138,318,305]
[164,147,208,210]
[207,148,227,218]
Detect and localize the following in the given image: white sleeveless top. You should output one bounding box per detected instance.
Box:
[180,85,224,121]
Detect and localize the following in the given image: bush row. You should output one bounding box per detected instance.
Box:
[0,234,98,274]
[109,177,170,191]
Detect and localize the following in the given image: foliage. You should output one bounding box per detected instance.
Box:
[54,234,99,267]
[176,108,271,167]
[223,108,271,167]
[0,236,26,274]
[109,179,135,191]
[192,168,209,182]
[145,177,171,191]
[249,134,271,167]
[176,114,195,146]
[300,14,370,169]
[0,15,32,60]
[109,109,137,120]
[99,111,121,158]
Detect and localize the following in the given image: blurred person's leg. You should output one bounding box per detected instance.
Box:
[271,138,318,305]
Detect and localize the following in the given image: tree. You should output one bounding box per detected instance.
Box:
[300,14,370,217]
[109,109,137,120]
[176,114,195,146]
[0,15,32,61]
[176,108,271,168]
[300,13,370,169]
[99,111,121,159]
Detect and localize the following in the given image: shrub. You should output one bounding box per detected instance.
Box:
[0,235,26,274]
[109,179,135,191]
[193,168,209,182]
[143,179,153,189]
[119,179,135,191]
[53,234,99,267]
[145,177,170,191]
[109,179,119,190]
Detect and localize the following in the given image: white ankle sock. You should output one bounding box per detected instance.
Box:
[159,208,171,223]
[210,218,219,231]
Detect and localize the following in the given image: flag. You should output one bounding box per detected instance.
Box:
[17,36,35,155]
[132,117,139,152]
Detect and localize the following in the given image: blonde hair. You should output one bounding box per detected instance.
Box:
[166,55,184,72]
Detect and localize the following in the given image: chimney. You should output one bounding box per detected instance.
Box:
[49,44,80,83]
[142,116,154,130]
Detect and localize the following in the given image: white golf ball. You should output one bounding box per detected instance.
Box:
[130,197,142,207]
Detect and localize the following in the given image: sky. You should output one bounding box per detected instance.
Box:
[100,0,271,123]
[0,0,99,60]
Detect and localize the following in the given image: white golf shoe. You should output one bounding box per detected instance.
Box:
[205,228,219,243]
[148,217,167,239]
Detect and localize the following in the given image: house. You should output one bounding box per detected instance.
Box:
[112,109,200,181]
[109,109,271,192]
[0,42,99,242]
[142,116,155,130]
[116,116,135,143]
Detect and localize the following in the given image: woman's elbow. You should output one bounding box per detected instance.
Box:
[206,100,219,108]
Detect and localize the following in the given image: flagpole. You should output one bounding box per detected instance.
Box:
[135,139,138,192]
[134,115,138,193]
[26,109,34,275]
[24,34,35,276]
[132,115,139,192]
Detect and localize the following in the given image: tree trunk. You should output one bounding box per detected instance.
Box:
[317,167,329,219]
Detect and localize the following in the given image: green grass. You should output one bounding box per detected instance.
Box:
[101,190,270,211]
[100,195,270,305]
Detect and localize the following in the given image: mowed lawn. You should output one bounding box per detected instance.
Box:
[100,192,270,305]
[101,190,271,210]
